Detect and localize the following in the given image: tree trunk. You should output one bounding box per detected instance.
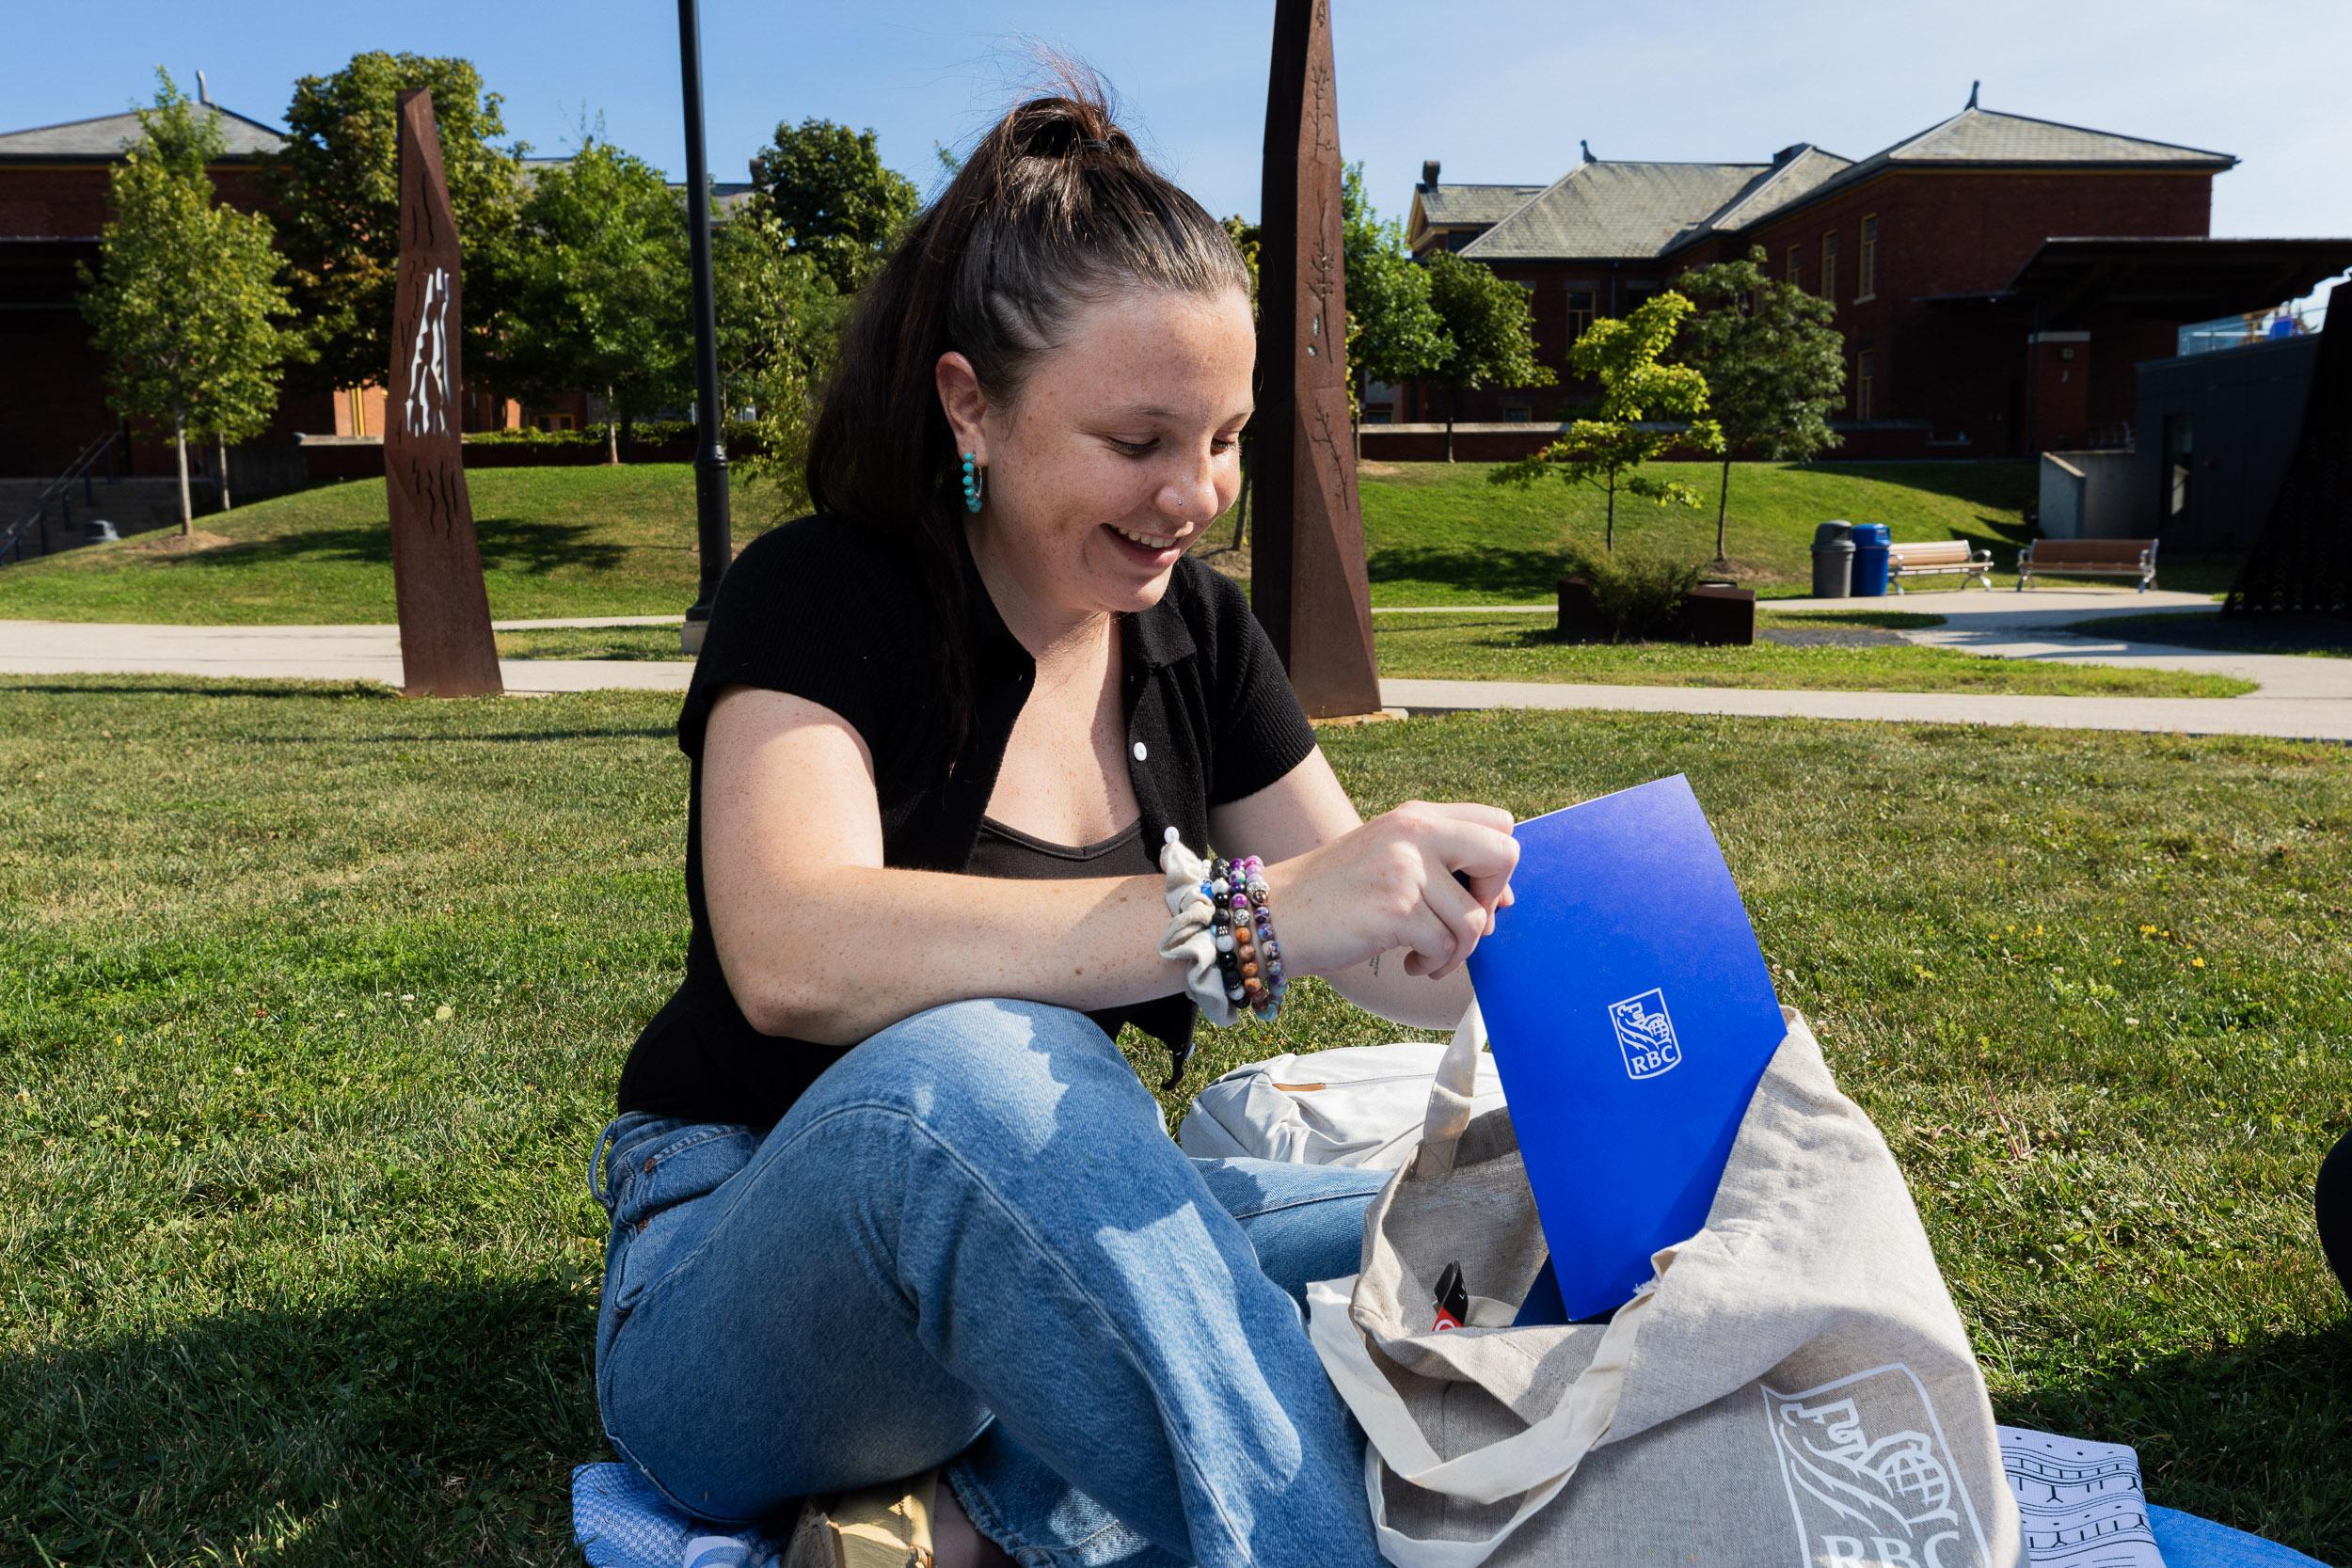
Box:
[218,440,233,512]
[173,419,192,536]
[1445,385,1457,462]
[1230,452,1251,553]
[606,387,620,465]
[1605,471,1616,553]
[1713,455,1731,563]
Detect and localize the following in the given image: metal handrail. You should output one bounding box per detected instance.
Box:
[1,431,121,566]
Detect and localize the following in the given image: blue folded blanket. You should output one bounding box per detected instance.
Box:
[572,1464,785,1568]
[571,1460,2326,1568]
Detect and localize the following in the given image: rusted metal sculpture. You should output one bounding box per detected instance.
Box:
[386,87,501,697]
[1253,0,1382,718]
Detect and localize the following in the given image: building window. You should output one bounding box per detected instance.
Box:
[1856,351,1876,420]
[1565,290,1596,344]
[2164,414,2194,521]
[1787,245,1801,287]
[1501,403,1533,422]
[1858,214,1879,299]
[1820,230,1838,301]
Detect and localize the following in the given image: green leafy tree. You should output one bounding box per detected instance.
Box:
[80,71,294,532]
[1488,290,1721,553]
[264,53,526,396]
[713,205,846,515]
[1676,245,1845,562]
[1342,163,1445,446]
[748,119,919,293]
[501,138,691,463]
[1220,214,1261,298]
[1423,250,1553,461]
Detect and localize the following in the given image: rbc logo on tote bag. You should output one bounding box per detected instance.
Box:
[1608,990,1682,1080]
[1763,1365,1993,1568]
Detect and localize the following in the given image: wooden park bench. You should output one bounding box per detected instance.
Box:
[2015,537,2159,593]
[1886,539,1994,593]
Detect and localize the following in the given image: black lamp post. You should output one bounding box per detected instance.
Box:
[677,0,731,655]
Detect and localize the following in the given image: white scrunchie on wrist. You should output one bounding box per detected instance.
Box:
[1158,826,1241,1028]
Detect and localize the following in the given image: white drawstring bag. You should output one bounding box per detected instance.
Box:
[1177,1039,1505,1170]
[1309,1005,2026,1568]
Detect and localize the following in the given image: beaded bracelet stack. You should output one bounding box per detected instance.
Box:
[1207,854,1287,1021]
[1156,828,1287,1033]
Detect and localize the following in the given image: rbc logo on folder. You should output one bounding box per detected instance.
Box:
[1609,990,1682,1080]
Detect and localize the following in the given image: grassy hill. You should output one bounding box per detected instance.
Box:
[0,457,2058,626]
[1352,457,2039,605]
[0,467,761,626]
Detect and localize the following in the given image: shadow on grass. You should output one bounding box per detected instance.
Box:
[1996,1319,2352,1561]
[1804,461,2036,562]
[2,1275,601,1564]
[243,726,678,745]
[135,517,631,578]
[1365,544,1570,601]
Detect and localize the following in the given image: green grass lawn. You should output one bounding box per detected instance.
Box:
[496,625,689,661]
[0,457,2094,626]
[1372,611,2258,696]
[2064,611,2352,659]
[1355,457,2039,604]
[2,677,2345,1562]
[0,466,773,626]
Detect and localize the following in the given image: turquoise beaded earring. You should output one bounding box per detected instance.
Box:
[960,451,986,515]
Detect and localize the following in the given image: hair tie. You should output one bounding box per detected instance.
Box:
[1078,137,1112,153]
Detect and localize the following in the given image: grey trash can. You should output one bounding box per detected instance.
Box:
[1810,520,1855,598]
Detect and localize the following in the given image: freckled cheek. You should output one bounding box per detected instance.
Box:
[1214,456,1244,512]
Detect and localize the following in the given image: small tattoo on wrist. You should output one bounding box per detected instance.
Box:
[1370,953,1382,976]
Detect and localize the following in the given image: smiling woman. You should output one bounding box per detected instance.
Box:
[584,61,1521,1568]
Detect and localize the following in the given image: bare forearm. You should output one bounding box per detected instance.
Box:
[1325,949,1478,1032]
[730,864,1189,1045]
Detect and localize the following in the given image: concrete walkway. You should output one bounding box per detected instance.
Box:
[3,587,2345,739]
[0,619,693,694]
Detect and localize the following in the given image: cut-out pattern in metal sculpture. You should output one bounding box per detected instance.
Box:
[385,88,501,698]
[1253,0,1382,719]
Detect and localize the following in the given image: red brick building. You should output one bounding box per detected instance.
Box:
[0,99,559,482]
[1401,99,2352,458]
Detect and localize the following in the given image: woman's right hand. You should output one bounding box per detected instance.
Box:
[1268,801,1520,984]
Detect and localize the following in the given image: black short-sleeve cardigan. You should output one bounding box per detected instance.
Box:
[615,514,1320,1131]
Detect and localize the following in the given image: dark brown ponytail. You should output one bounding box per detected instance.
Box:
[805,63,1250,765]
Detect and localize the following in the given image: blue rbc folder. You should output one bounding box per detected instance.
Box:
[1464,775,1785,1323]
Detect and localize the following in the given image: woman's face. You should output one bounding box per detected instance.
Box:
[939,284,1255,622]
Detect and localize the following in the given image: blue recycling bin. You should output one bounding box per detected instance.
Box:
[1849,523,1891,596]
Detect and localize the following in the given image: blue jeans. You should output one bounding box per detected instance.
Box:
[590,998,1391,1568]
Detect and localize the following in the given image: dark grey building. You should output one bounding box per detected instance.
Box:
[2132,332,2323,554]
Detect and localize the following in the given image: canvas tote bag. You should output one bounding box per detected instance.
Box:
[1176,1040,1506,1170]
[1308,1005,2025,1568]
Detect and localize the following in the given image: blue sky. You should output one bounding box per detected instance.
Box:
[11,0,2349,266]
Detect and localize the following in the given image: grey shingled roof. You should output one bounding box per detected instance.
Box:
[0,105,286,161]
[1749,107,2238,229]
[1417,182,1547,229]
[1436,103,2234,263]
[1461,161,1766,261]
[1879,106,2233,167]
[1698,145,1855,232]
